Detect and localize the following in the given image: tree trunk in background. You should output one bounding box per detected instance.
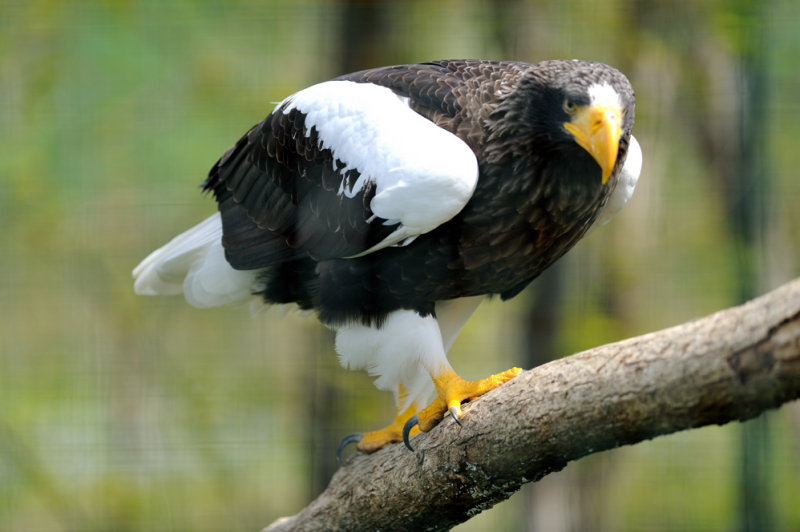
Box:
[307,0,395,498]
[337,0,392,73]
[730,5,772,531]
[522,263,574,532]
[633,1,776,528]
[306,327,339,498]
[683,3,774,529]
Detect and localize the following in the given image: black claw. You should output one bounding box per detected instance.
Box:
[337,433,362,461]
[449,405,462,426]
[402,415,420,452]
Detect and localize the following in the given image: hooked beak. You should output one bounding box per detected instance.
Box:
[563,103,623,184]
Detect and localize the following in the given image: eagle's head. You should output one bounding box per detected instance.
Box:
[492,60,635,192]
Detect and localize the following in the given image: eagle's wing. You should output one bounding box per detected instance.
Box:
[203,73,479,270]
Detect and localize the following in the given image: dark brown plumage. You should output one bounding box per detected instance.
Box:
[202,59,636,324]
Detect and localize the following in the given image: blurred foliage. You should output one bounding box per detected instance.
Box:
[1,0,799,531]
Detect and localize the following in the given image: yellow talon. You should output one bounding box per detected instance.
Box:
[356,402,421,453]
[415,366,522,434]
[340,368,522,456]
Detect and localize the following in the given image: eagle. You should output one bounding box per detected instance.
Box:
[133,59,641,456]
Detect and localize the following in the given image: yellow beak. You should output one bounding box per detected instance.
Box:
[563,103,623,184]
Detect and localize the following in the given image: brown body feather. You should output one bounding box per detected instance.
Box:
[202,60,635,325]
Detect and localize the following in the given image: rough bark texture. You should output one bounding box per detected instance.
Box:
[263,278,800,532]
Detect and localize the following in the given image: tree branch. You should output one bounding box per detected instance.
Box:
[263,278,800,532]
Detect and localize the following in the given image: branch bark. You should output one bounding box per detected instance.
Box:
[263,278,800,532]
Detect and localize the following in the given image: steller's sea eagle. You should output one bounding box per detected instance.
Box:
[133,59,642,456]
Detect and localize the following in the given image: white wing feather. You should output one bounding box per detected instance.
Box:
[134,81,480,307]
[282,80,479,256]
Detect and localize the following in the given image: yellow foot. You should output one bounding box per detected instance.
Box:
[337,402,420,459]
[403,366,522,451]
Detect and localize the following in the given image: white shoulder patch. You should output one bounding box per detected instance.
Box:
[281,80,479,255]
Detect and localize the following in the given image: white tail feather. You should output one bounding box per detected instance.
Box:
[132,213,259,308]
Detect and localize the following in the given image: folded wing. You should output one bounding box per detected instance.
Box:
[203,79,480,270]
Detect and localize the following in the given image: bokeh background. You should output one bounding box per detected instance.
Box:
[2,1,799,530]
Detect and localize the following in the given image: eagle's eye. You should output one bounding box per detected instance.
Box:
[562,98,577,115]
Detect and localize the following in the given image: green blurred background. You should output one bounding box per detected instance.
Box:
[2,1,799,530]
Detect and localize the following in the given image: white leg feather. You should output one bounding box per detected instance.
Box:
[334,296,483,411]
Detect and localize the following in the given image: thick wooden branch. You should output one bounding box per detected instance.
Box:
[263,278,800,532]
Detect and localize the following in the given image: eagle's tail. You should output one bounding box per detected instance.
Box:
[132,213,258,308]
